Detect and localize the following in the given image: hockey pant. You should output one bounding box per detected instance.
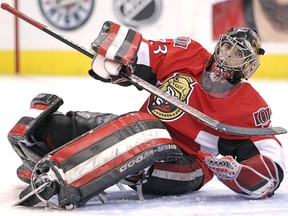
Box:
[124,153,205,195]
[8,93,183,208]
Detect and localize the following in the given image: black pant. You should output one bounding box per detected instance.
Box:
[141,154,204,195]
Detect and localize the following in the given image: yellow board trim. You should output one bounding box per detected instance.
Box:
[1,51,288,78]
[255,54,288,79]
[0,51,91,75]
[0,51,15,75]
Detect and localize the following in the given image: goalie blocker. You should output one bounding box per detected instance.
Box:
[8,93,182,208]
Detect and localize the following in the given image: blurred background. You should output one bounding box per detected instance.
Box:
[1,3,288,214]
[0,0,288,78]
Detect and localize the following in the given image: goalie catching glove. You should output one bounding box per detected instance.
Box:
[8,93,182,209]
[198,151,281,199]
[90,21,142,82]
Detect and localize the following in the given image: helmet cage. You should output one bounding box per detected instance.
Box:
[214,31,261,79]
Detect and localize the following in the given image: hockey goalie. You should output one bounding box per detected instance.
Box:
[8,21,285,209]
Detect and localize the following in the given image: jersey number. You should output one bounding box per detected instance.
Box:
[151,39,168,54]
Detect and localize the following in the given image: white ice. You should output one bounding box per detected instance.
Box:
[0,75,287,216]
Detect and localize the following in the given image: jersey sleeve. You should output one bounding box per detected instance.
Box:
[136,38,174,68]
[136,37,211,81]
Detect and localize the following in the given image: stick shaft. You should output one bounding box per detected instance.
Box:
[1,3,46,29]
[1,3,94,58]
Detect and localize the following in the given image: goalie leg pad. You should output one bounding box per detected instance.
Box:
[31,112,182,207]
[9,93,118,184]
[8,93,63,169]
[17,164,32,184]
[34,111,118,150]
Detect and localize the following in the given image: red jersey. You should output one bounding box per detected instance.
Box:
[136,38,285,173]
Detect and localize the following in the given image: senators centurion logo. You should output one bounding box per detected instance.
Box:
[148,74,195,121]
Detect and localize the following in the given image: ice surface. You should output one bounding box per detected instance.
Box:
[0,75,287,215]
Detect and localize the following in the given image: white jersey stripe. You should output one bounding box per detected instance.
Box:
[196,130,219,156]
[254,138,286,172]
[136,41,150,66]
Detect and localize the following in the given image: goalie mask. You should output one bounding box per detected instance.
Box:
[201,27,265,97]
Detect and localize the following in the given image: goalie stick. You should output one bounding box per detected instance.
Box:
[1,3,287,137]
